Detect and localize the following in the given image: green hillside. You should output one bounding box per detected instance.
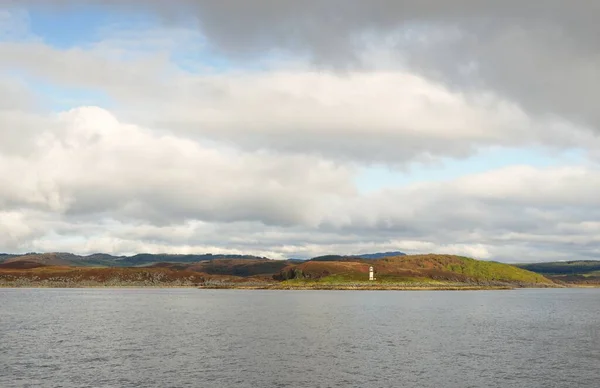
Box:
[278,254,553,286]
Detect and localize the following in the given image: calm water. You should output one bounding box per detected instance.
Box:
[1,288,599,388]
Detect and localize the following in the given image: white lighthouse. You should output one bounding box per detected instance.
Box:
[369,266,375,281]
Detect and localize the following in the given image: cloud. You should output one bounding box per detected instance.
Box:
[0,211,43,251]
[0,75,49,155]
[0,106,356,227]
[8,0,598,132]
[1,2,600,262]
[2,106,600,263]
[1,5,598,166]
[13,1,595,55]
[2,38,596,165]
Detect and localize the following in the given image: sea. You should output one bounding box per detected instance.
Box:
[1,288,598,387]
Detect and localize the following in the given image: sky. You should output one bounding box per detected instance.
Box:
[1,1,600,262]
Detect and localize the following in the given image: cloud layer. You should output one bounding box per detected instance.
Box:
[0,3,599,262]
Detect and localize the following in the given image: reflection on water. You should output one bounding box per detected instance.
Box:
[1,288,599,388]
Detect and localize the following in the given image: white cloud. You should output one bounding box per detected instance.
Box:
[1,3,600,263]
[2,37,596,164]
[2,106,600,262]
[0,211,40,250]
[0,106,356,226]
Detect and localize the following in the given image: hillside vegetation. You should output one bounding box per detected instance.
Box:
[517,261,600,285]
[0,258,293,287]
[277,254,552,286]
[0,253,557,289]
[0,266,208,287]
[151,259,290,278]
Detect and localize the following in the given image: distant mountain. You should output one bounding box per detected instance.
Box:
[1,253,79,268]
[115,254,269,267]
[310,255,349,262]
[517,260,600,275]
[1,251,406,266]
[356,251,406,259]
[0,254,14,263]
[310,251,405,261]
[516,260,600,285]
[0,252,271,268]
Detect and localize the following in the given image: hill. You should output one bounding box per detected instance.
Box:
[0,252,558,289]
[356,251,406,259]
[0,266,210,287]
[2,253,81,267]
[278,254,553,286]
[517,261,600,275]
[517,261,600,285]
[309,251,405,262]
[150,259,291,278]
[0,254,15,262]
[115,253,269,267]
[0,252,271,268]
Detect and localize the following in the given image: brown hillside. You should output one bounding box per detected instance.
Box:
[277,261,370,280]
[0,266,250,286]
[278,254,552,285]
[148,259,292,277]
[186,259,291,277]
[4,253,78,267]
[0,260,48,269]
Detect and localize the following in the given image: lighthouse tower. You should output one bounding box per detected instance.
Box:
[369,266,375,281]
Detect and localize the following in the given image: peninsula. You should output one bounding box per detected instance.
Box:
[0,252,576,289]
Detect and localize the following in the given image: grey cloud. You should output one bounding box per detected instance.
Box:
[7,38,587,165]
[5,123,600,262]
[10,0,597,130]
[4,102,599,262]
[8,1,598,53]
[2,3,599,165]
[400,22,600,133]
[0,42,170,92]
[2,1,600,262]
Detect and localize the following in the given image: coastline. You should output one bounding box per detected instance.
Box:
[199,284,515,291]
[0,281,570,290]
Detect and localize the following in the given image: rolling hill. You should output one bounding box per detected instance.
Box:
[0,252,271,268]
[1,253,81,268]
[309,251,406,262]
[0,252,559,288]
[151,259,291,278]
[355,251,406,259]
[517,261,600,285]
[0,266,209,287]
[277,254,553,286]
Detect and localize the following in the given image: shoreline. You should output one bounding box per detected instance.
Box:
[199,285,515,291]
[0,282,577,290]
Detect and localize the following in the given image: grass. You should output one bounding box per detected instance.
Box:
[444,256,551,283]
[279,254,553,286]
[0,254,560,289]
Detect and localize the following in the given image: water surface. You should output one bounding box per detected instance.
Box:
[1,288,599,387]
